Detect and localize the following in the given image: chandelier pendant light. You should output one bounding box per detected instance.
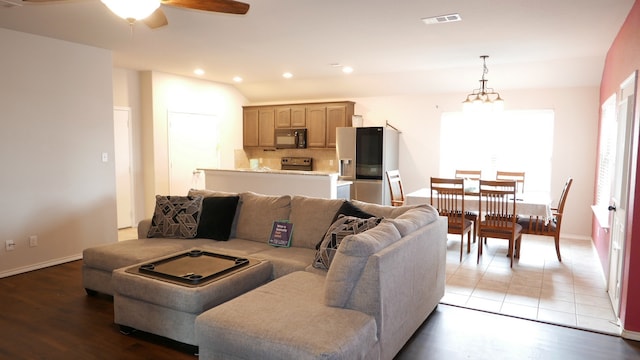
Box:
[462,55,504,112]
[101,0,161,24]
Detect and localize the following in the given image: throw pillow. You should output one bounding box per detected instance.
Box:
[315,201,376,250]
[313,215,382,270]
[332,201,376,222]
[147,195,203,239]
[196,196,240,240]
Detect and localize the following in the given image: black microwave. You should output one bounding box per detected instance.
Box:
[274,128,307,149]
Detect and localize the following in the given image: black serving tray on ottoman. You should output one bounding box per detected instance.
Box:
[136,249,250,286]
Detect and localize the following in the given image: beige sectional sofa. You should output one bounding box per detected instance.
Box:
[82,190,447,359]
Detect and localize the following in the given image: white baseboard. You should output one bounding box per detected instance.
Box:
[0,254,82,279]
[621,328,640,341]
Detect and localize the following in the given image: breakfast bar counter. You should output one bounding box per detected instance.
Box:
[200,168,350,199]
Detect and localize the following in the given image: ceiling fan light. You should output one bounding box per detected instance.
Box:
[101,0,161,22]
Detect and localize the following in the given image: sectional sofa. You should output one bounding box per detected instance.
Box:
[82,190,447,359]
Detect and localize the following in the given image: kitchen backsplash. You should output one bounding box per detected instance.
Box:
[235,148,339,173]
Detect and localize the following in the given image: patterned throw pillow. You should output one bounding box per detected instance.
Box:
[313,215,382,270]
[147,195,203,238]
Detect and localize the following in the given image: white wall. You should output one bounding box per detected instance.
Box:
[137,71,248,217]
[351,87,598,237]
[0,28,116,276]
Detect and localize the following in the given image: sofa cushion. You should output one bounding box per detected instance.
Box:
[147,195,203,238]
[288,195,344,249]
[195,196,240,240]
[313,215,382,270]
[235,192,291,242]
[384,204,439,236]
[324,220,401,307]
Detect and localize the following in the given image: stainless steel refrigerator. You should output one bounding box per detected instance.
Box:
[336,126,399,205]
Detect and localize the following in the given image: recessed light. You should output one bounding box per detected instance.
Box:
[194,68,205,76]
[283,72,293,79]
[342,66,354,74]
[233,76,243,83]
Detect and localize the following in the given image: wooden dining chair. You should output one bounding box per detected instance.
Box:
[496,171,525,193]
[477,180,523,267]
[454,169,480,242]
[517,177,573,261]
[455,169,482,180]
[431,177,475,262]
[386,169,405,206]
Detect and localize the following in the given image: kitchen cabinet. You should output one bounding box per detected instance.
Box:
[306,105,327,148]
[243,101,354,148]
[275,106,306,128]
[243,107,274,147]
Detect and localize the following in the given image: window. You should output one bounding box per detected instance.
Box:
[595,94,617,208]
[439,110,554,193]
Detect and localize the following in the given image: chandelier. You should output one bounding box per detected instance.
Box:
[462,55,504,111]
[101,0,161,23]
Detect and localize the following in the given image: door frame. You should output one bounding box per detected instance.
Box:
[608,71,638,316]
[113,106,135,229]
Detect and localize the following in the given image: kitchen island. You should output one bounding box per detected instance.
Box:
[199,168,351,200]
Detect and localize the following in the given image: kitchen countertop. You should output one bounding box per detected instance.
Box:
[199,168,340,177]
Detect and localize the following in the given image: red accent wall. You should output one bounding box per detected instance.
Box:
[598,0,640,335]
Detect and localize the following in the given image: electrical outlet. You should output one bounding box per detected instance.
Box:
[29,235,38,247]
[5,239,15,251]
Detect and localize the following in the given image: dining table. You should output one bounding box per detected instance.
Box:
[405,187,553,221]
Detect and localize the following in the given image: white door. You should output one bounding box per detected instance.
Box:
[607,72,636,316]
[168,112,219,195]
[113,107,134,229]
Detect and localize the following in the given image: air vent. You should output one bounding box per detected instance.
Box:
[421,13,462,25]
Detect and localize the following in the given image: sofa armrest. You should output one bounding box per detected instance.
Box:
[137,219,152,239]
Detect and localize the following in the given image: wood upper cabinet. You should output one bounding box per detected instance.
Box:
[306,106,327,148]
[243,107,274,147]
[258,108,275,147]
[290,106,306,127]
[275,106,306,128]
[326,103,354,147]
[243,108,259,147]
[243,101,353,148]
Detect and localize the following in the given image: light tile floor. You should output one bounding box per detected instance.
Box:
[441,233,621,335]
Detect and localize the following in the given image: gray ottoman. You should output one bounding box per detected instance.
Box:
[112,249,272,346]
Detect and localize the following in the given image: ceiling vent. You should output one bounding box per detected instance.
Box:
[421,13,462,25]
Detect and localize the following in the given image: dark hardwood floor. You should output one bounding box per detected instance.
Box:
[1,260,639,359]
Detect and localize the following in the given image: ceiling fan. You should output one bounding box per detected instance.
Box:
[20,0,250,28]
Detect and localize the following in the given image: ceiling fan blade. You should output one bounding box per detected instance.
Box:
[162,0,249,15]
[144,8,169,29]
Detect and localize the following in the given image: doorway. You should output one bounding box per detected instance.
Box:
[113,107,134,229]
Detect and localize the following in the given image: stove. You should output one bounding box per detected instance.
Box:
[281,157,313,171]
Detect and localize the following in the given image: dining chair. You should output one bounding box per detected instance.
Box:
[455,169,482,180]
[386,169,405,206]
[517,177,573,261]
[454,170,481,242]
[477,179,523,267]
[430,177,475,262]
[496,171,525,193]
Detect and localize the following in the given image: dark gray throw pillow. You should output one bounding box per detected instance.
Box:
[196,196,240,240]
[313,215,382,270]
[315,201,377,250]
[147,195,203,238]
